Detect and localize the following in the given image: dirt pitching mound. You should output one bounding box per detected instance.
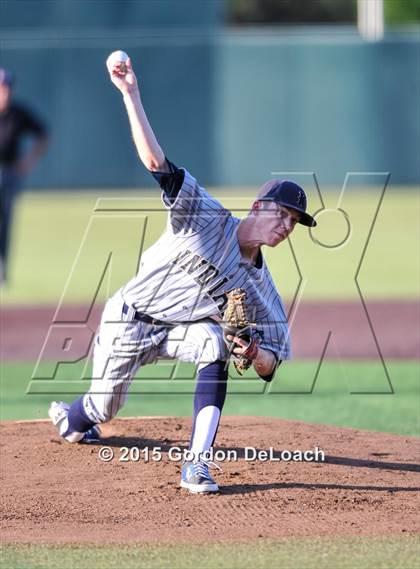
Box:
[1,417,419,544]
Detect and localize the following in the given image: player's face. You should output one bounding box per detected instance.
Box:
[0,84,11,112]
[255,202,299,246]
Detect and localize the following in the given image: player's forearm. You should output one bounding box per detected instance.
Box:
[122,88,167,172]
[252,347,276,377]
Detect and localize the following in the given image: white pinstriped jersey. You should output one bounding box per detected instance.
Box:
[121,169,291,360]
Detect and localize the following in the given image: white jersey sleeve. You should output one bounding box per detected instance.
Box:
[162,169,228,235]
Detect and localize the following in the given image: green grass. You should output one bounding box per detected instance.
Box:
[1,187,418,304]
[1,536,419,569]
[1,361,418,436]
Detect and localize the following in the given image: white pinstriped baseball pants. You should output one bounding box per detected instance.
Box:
[84,290,227,424]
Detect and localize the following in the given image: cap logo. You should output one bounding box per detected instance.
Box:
[296,189,305,207]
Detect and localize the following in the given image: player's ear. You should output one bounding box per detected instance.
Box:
[250,201,262,216]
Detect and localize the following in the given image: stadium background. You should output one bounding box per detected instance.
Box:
[1,1,419,568]
[1,0,419,188]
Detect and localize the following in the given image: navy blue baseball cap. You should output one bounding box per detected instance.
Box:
[0,68,14,88]
[258,179,317,227]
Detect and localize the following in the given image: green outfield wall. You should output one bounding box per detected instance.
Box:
[215,28,419,186]
[1,1,418,188]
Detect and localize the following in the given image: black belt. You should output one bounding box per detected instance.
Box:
[122,303,173,327]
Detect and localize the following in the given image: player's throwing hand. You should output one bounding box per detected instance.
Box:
[106,55,138,94]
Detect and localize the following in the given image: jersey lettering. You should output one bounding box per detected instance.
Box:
[196,266,219,286]
[172,249,229,310]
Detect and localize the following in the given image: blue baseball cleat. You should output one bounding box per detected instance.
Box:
[79,424,101,444]
[180,459,220,494]
[48,401,101,444]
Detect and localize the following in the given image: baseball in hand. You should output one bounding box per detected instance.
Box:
[106,50,129,74]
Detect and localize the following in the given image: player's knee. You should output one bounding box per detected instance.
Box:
[213,326,228,361]
[213,337,228,363]
[85,392,126,423]
[200,325,227,366]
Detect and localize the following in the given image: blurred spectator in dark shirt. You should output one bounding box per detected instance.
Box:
[0,68,49,284]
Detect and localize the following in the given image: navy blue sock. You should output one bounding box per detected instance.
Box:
[65,395,96,435]
[189,360,228,450]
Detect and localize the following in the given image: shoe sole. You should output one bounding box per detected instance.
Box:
[180,480,219,494]
[48,402,69,428]
[48,402,99,444]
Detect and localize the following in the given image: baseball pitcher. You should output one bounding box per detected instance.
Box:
[49,54,317,494]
